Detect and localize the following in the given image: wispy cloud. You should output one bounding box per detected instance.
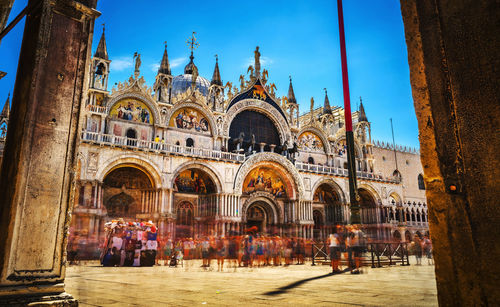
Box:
[150,57,187,73]
[150,63,160,72]
[110,57,133,72]
[171,57,187,68]
[243,56,274,68]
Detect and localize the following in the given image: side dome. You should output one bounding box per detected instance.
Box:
[171,74,211,97]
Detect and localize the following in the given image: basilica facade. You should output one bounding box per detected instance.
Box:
[68,30,429,244]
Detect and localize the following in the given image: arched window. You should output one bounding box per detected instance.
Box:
[186,138,194,147]
[418,174,425,190]
[126,128,136,139]
[308,156,315,164]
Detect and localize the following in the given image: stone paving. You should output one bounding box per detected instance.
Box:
[65,259,437,306]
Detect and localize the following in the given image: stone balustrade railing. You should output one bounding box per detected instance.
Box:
[81,131,246,162]
[86,104,107,114]
[295,161,400,184]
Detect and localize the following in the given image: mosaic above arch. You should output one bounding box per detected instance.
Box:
[109,98,153,124]
[174,169,216,194]
[243,166,287,198]
[169,107,210,135]
[297,131,324,152]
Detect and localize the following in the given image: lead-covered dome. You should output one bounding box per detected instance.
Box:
[171,74,210,97]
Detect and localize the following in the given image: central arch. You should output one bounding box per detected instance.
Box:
[241,193,281,235]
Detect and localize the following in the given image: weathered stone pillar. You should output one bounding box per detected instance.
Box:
[0,0,99,305]
[401,1,499,305]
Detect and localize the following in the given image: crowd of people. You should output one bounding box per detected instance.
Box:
[159,233,310,271]
[327,225,367,274]
[67,222,433,271]
[411,234,433,265]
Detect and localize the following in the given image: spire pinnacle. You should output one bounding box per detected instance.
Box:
[323,88,332,115]
[1,93,10,118]
[184,32,199,74]
[211,54,222,86]
[358,96,368,122]
[158,41,171,75]
[94,24,108,60]
[287,75,297,104]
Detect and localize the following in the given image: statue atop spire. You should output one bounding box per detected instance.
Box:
[133,52,141,78]
[310,97,315,123]
[254,46,261,78]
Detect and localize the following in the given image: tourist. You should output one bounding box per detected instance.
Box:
[412,234,423,265]
[350,225,365,274]
[329,232,341,273]
[423,235,433,265]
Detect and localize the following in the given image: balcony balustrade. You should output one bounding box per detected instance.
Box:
[81,131,245,162]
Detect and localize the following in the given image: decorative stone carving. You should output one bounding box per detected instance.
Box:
[233,152,305,199]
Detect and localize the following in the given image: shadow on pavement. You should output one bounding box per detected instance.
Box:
[263,268,350,296]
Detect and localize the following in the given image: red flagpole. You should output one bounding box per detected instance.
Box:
[337,0,360,224]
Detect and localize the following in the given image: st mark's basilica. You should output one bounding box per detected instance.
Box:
[0,31,429,247]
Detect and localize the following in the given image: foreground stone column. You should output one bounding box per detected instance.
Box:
[401,1,499,306]
[0,0,99,305]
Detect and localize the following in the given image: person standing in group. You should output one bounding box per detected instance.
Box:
[412,234,423,265]
[328,231,342,273]
[423,235,433,265]
[350,225,365,274]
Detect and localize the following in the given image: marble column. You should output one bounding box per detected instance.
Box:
[0,0,98,304]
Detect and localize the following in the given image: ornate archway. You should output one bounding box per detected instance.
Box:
[241,193,280,235]
[102,166,154,218]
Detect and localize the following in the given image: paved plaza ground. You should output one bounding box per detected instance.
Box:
[65,259,437,306]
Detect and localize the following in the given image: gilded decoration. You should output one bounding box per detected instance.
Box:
[297,131,324,152]
[109,98,153,124]
[174,169,215,194]
[233,152,305,199]
[243,167,287,198]
[169,107,210,134]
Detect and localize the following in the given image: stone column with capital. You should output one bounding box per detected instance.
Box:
[0,0,99,305]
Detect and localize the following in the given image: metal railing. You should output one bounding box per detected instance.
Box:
[310,241,410,268]
[81,131,246,162]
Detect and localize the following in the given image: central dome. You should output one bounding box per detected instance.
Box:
[171,74,210,97]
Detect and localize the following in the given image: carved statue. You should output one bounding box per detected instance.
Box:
[254,46,261,76]
[269,83,277,96]
[239,74,246,90]
[133,52,141,73]
[262,69,269,80]
[232,132,245,152]
[282,96,288,107]
[191,65,199,90]
[247,65,254,77]
[225,81,232,92]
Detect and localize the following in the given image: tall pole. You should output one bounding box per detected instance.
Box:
[337,0,360,224]
[390,118,399,170]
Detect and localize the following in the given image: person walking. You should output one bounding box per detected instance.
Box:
[328,232,341,273]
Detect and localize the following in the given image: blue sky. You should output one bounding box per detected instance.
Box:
[0,0,419,148]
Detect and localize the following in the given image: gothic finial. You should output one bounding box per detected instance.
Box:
[211,54,222,86]
[94,24,108,60]
[158,42,171,75]
[287,76,297,104]
[184,32,199,74]
[323,88,332,115]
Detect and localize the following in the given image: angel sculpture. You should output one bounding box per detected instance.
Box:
[282,96,289,108]
[269,83,277,96]
[247,65,254,77]
[262,69,269,80]
[239,74,246,90]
